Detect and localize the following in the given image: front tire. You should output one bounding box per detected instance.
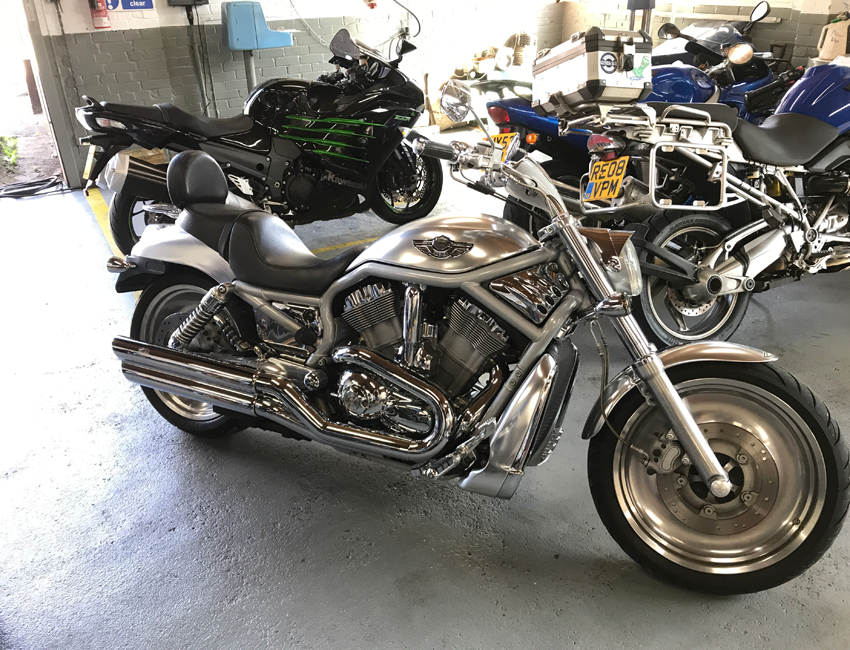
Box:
[588,361,850,594]
[130,271,257,437]
[371,154,443,225]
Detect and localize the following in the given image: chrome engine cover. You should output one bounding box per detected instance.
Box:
[489,262,570,324]
[347,214,539,274]
[336,370,433,435]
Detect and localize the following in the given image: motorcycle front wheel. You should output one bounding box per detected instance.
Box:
[109,191,176,255]
[371,154,443,225]
[130,270,257,437]
[588,361,849,594]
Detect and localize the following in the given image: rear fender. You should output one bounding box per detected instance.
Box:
[115,225,234,293]
[581,342,777,440]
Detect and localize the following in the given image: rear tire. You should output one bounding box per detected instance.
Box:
[130,270,257,437]
[109,191,175,255]
[588,361,850,594]
[633,213,751,347]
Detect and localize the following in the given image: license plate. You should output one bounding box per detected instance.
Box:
[491,132,518,161]
[82,144,97,181]
[584,156,629,201]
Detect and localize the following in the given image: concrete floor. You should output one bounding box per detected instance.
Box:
[1,175,849,650]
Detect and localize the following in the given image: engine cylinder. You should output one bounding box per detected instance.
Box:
[342,283,402,358]
[434,298,509,396]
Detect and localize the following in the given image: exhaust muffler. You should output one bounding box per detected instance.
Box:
[113,337,453,462]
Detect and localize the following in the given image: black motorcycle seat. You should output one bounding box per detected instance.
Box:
[645,102,739,131]
[102,102,253,138]
[733,113,840,166]
[227,211,367,295]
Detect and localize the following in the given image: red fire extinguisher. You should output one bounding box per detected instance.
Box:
[89,0,111,30]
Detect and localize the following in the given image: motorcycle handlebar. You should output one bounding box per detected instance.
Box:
[412,138,458,162]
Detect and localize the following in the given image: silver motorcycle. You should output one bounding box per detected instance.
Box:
[105,80,848,594]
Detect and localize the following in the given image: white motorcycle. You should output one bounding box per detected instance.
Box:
[105,80,848,594]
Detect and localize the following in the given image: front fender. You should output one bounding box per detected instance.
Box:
[581,342,777,440]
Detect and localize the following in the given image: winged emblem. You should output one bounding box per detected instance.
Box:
[413,235,474,259]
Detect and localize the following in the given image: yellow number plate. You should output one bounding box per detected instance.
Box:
[491,132,518,161]
[82,144,97,181]
[585,156,629,201]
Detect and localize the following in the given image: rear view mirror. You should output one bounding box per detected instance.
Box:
[750,1,771,23]
[657,23,680,40]
[440,79,473,123]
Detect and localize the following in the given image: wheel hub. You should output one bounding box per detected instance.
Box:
[655,423,779,536]
[666,285,716,316]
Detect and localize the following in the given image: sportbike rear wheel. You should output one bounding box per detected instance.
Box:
[109,191,175,255]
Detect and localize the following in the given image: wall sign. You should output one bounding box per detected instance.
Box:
[105,0,155,9]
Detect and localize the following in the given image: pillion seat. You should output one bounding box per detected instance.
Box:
[167,150,365,295]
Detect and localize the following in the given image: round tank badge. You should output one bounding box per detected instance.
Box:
[600,53,618,74]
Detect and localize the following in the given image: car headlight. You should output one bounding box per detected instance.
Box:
[605,238,643,297]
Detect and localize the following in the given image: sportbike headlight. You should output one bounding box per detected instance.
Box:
[605,238,643,297]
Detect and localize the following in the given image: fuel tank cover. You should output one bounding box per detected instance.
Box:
[348,214,539,274]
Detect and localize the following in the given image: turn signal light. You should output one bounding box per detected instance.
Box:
[525,133,538,144]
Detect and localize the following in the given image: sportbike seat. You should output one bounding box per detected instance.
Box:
[168,151,364,295]
[102,101,253,139]
[732,113,839,167]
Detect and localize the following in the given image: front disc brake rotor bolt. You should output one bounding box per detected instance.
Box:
[736,453,748,465]
[676,475,687,487]
[701,505,716,517]
[741,492,754,505]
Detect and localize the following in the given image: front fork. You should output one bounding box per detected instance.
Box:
[556,213,733,498]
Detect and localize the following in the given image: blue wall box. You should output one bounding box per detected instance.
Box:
[222,1,294,51]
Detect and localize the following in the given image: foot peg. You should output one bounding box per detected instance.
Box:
[414,418,496,479]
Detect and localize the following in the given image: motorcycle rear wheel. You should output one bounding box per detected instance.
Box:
[633,213,750,346]
[109,191,175,255]
[587,361,849,594]
[130,271,257,437]
[371,154,443,225]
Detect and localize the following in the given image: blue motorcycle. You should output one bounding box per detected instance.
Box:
[570,60,850,345]
[483,2,801,228]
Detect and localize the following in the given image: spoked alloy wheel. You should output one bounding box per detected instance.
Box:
[588,361,849,594]
[371,154,443,225]
[130,272,256,437]
[635,215,750,346]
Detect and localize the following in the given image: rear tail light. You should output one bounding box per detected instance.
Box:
[487,105,510,125]
[587,133,625,154]
[95,117,127,130]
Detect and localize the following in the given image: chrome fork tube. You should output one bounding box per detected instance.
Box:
[555,213,732,497]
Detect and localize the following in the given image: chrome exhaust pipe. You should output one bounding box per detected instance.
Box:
[113,337,454,462]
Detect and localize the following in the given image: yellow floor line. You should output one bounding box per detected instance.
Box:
[311,237,379,254]
[85,188,122,257]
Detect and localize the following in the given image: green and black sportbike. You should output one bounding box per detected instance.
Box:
[76,29,442,254]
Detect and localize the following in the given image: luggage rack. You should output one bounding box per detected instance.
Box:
[559,103,742,213]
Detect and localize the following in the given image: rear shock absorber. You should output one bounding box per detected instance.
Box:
[168,283,234,350]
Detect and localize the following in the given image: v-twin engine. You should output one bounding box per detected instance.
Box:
[341,282,509,398]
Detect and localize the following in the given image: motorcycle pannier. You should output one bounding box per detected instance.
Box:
[532,27,653,117]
